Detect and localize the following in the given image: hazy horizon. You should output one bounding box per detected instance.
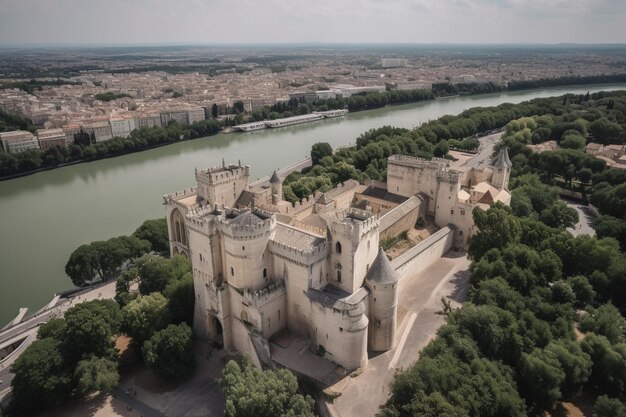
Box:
[1,0,625,46]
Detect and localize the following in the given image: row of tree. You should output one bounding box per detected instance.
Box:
[64,218,168,286]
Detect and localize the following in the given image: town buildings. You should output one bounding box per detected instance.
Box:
[0,130,39,153]
[162,148,511,372]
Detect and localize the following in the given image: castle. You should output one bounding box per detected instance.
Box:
[163,149,511,371]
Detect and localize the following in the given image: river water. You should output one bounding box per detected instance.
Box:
[1,84,624,324]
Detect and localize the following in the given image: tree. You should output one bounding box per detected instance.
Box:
[74,356,119,396]
[594,395,626,417]
[221,356,315,417]
[212,103,218,118]
[468,203,521,260]
[590,117,623,145]
[579,304,626,344]
[544,339,592,398]
[233,101,245,114]
[115,268,138,307]
[163,273,195,324]
[434,139,449,157]
[142,323,195,380]
[581,334,626,396]
[10,338,71,414]
[38,317,67,340]
[133,218,169,253]
[137,254,177,295]
[62,300,121,360]
[310,142,333,165]
[517,349,565,413]
[73,129,92,146]
[539,201,579,229]
[122,292,170,345]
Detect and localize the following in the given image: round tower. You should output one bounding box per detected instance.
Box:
[365,248,399,352]
[219,209,275,291]
[491,147,512,191]
[270,170,282,205]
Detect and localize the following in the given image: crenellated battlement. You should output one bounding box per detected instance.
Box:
[269,229,328,266]
[163,187,198,204]
[195,162,250,186]
[218,208,276,240]
[436,170,463,184]
[332,208,379,239]
[244,280,285,306]
[388,154,450,169]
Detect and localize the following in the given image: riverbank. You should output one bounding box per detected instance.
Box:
[2,77,625,181]
[1,83,625,325]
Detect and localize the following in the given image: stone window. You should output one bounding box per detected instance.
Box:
[242,245,245,250]
[337,270,342,283]
[460,209,466,215]
[459,230,463,236]
[336,242,342,254]
[450,208,454,215]
[230,267,234,276]
[263,268,267,278]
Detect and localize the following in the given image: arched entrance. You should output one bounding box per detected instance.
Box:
[170,208,188,246]
[208,315,223,348]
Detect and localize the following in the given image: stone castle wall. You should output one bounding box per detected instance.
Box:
[391,226,455,287]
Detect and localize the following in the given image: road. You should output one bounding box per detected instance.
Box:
[331,251,471,417]
[249,157,312,188]
[564,199,596,237]
[464,131,504,169]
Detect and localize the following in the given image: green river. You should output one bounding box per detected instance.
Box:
[1,84,625,324]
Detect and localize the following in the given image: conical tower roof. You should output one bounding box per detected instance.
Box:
[366,248,399,284]
[270,170,282,184]
[493,147,512,168]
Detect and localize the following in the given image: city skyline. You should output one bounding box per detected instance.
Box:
[1,0,625,46]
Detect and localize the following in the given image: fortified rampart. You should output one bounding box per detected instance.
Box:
[391,225,455,287]
[379,196,422,241]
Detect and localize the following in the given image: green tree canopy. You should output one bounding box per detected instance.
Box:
[142,323,196,380]
[122,292,170,345]
[10,338,71,414]
[133,218,169,253]
[310,142,333,165]
[221,356,315,417]
[62,299,121,360]
[74,355,119,396]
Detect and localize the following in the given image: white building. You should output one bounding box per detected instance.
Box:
[0,130,40,153]
[381,58,408,68]
[110,117,132,138]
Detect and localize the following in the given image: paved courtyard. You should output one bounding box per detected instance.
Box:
[329,251,471,417]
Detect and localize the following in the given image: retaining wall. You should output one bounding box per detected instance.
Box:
[391,225,455,289]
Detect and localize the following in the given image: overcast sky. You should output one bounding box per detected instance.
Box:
[1,0,625,45]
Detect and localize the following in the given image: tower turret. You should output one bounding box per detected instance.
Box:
[270,170,282,205]
[491,147,512,190]
[365,248,399,352]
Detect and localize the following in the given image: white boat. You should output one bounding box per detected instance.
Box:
[233,121,267,132]
[313,109,349,118]
[264,113,324,128]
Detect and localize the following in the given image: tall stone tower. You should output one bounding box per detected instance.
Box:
[491,147,512,191]
[270,170,282,205]
[195,160,250,208]
[328,209,379,294]
[365,248,399,352]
